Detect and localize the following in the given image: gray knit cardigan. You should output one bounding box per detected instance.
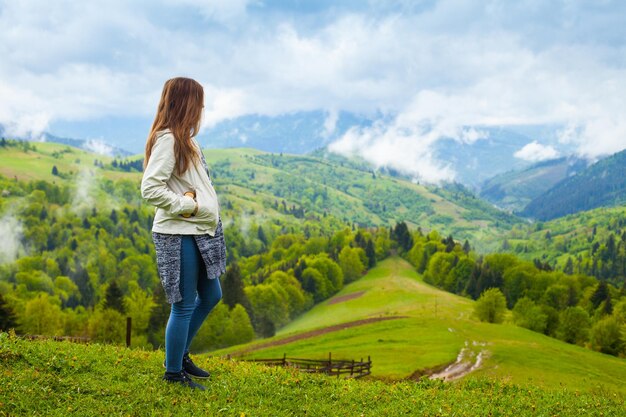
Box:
[151,148,227,304]
[152,219,227,303]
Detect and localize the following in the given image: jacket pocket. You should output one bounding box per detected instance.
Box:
[194,188,219,223]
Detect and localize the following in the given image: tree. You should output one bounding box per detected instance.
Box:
[88,308,126,344]
[512,297,547,333]
[147,285,169,348]
[590,281,610,309]
[221,262,249,311]
[53,275,79,306]
[223,304,255,346]
[424,252,456,289]
[556,307,590,345]
[257,226,268,246]
[19,293,63,335]
[303,254,343,294]
[365,239,377,268]
[590,316,623,356]
[103,281,125,314]
[266,271,310,318]
[245,284,290,337]
[392,222,413,252]
[502,263,536,308]
[563,257,574,275]
[542,284,569,310]
[447,257,475,294]
[189,303,231,351]
[338,246,365,283]
[124,282,155,346]
[0,293,17,331]
[109,209,119,224]
[474,288,507,324]
[300,267,331,302]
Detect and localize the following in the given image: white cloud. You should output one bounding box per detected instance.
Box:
[514,141,560,162]
[0,214,23,263]
[322,109,339,138]
[201,87,248,129]
[165,0,255,22]
[83,139,115,156]
[0,0,625,161]
[328,112,458,184]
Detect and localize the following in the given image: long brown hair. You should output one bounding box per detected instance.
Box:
[144,77,204,175]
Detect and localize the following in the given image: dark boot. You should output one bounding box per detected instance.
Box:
[162,370,206,390]
[182,352,211,379]
[163,352,211,379]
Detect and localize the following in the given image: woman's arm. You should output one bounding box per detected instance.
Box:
[141,134,196,216]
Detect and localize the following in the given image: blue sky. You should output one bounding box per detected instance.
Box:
[1,0,625,181]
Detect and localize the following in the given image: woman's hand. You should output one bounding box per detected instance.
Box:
[181,191,198,218]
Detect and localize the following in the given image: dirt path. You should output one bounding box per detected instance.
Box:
[228,315,410,356]
[327,290,366,305]
[427,341,488,381]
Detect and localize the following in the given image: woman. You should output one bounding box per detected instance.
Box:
[141,77,226,390]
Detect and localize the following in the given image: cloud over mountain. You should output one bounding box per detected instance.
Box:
[0,0,625,168]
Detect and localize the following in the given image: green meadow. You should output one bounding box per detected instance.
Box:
[217,257,626,395]
[0,141,137,183]
[1,332,624,416]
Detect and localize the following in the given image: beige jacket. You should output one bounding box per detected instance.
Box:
[141,129,220,236]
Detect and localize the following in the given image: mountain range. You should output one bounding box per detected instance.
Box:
[521,149,626,220]
[5,115,626,224]
[7,113,577,188]
[479,156,590,213]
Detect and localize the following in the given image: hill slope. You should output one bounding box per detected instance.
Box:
[501,205,626,284]
[480,156,588,213]
[0,140,520,245]
[217,257,626,394]
[523,149,626,220]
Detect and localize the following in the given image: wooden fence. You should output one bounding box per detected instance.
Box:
[235,353,372,379]
[22,334,91,344]
[21,316,132,346]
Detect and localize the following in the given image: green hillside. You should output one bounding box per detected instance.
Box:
[3,333,623,416]
[217,257,626,395]
[0,139,519,245]
[0,139,138,183]
[502,205,626,285]
[523,149,626,220]
[480,157,588,213]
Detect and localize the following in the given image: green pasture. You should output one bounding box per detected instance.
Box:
[1,333,624,416]
[217,257,626,395]
[0,141,139,182]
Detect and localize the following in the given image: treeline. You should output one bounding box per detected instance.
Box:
[0,137,36,150]
[393,221,626,357]
[91,158,144,172]
[506,208,626,288]
[0,173,390,352]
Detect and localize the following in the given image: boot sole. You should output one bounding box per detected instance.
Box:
[163,361,210,379]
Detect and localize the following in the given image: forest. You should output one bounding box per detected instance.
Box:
[0,170,387,352]
[397,222,626,356]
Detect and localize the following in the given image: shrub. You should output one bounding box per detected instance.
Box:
[474,288,507,324]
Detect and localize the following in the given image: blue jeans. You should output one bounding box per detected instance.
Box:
[165,235,222,373]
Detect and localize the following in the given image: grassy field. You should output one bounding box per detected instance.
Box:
[216,257,626,395]
[1,332,624,416]
[0,141,137,183]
